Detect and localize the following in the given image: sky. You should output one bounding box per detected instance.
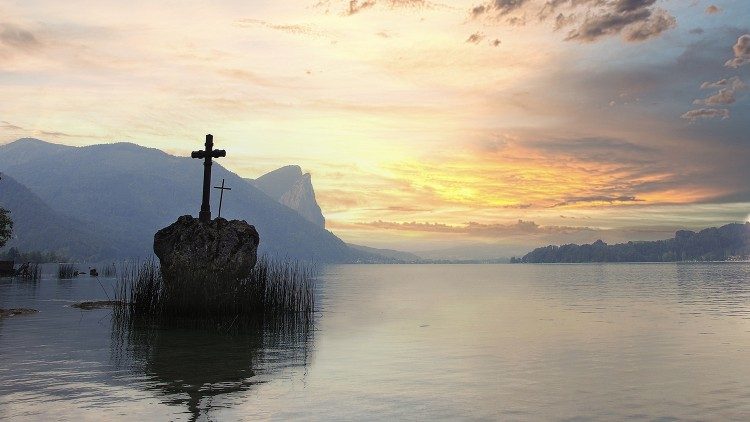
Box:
[1,0,749,257]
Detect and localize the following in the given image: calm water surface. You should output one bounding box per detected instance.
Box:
[2,263,750,421]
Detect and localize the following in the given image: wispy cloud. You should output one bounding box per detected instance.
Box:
[466,31,485,44]
[681,107,730,121]
[346,0,377,15]
[358,219,598,237]
[552,195,642,208]
[0,23,41,49]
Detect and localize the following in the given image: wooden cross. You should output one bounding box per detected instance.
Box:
[191,134,226,223]
[213,178,231,219]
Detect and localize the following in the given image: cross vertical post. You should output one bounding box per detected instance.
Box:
[213,178,232,219]
[191,134,226,223]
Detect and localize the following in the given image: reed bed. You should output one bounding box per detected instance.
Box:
[113,256,315,327]
[28,263,40,281]
[15,263,41,281]
[102,263,117,278]
[58,263,77,279]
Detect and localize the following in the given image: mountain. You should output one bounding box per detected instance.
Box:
[0,138,374,263]
[0,173,118,259]
[348,243,422,262]
[520,223,750,263]
[252,165,325,228]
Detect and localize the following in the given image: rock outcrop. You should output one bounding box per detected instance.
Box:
[253,165,325,229]
[154,215,260,280]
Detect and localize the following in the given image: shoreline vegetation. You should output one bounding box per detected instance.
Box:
[112,257,315,328]
[0,248,68,264]
[515,223,750,264]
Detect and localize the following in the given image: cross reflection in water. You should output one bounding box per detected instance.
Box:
[110,319,313,421]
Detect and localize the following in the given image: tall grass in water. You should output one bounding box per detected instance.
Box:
[113,257,315,327]
[102,263,117,277]
[28,263,40,281]
[16,263,41,281]
[58,263,77,279]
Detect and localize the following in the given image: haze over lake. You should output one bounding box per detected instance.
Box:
[2,263,750,421]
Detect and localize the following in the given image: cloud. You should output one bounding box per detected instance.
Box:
[347,0,376,15]
[342,0,428,15]
[552,195,642,207]
[529,137,657,165]
[692,78,747,106]
[234,19,327,37]
[466,32,485,44]
[725,34,750,68]
[692,88,736,106]
[471,0,531,18]
[388,0,427,6]
[705,5,720,14]
[0,121,77,138]
[692,76,745,108]
[680,108,730,121]
[471,5,488,17]
[491,38,501,46]
[689,27,704,35]
[1,121,23,130]
[358,219,598,237]
[366,205,434,212]
[0,23,40,49]
[566,7,674,42]
[471,0,675,43]
[216,68,280,87]
[623,9,676,42]
[700,77,745,90]
[565,8,650,41]
[614,0,657,14]
[554,13,577,31]
[686,33,747,121]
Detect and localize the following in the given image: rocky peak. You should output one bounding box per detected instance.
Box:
[253,166,325,229]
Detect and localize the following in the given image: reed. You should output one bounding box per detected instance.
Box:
[113,256,315,327]
[102,263,117,277]
[28,263,40,281]
[58,263,77,279]
[16,263,41,281]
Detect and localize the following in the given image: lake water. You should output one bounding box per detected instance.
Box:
[2,263,750,420]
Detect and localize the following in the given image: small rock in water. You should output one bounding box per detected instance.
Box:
[154,215,260,281]
[70,301,123,310]
[0,308,38,318]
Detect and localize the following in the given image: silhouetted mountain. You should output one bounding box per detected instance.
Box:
[0,138,374,262]
[348,243,422,262]
[0,173,119,259]
[252,165,325,228]
[520,223,750,263]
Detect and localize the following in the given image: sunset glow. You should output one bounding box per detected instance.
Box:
[2,0,749,254]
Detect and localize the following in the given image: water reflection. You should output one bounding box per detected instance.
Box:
[674,263,750,318]
[110,320,313,421]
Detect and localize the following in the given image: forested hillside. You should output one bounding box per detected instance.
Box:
[520,223,750,263]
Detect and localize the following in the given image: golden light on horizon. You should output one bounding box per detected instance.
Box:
[1,0,749,252]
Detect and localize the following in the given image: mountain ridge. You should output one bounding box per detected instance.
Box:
[519,223,750,263]
[0,173,119,259]
[0,138,373,262]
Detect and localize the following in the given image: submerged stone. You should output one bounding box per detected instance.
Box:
[71,301,124,310]
[153,215,260,281]
[0,308,38,318]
